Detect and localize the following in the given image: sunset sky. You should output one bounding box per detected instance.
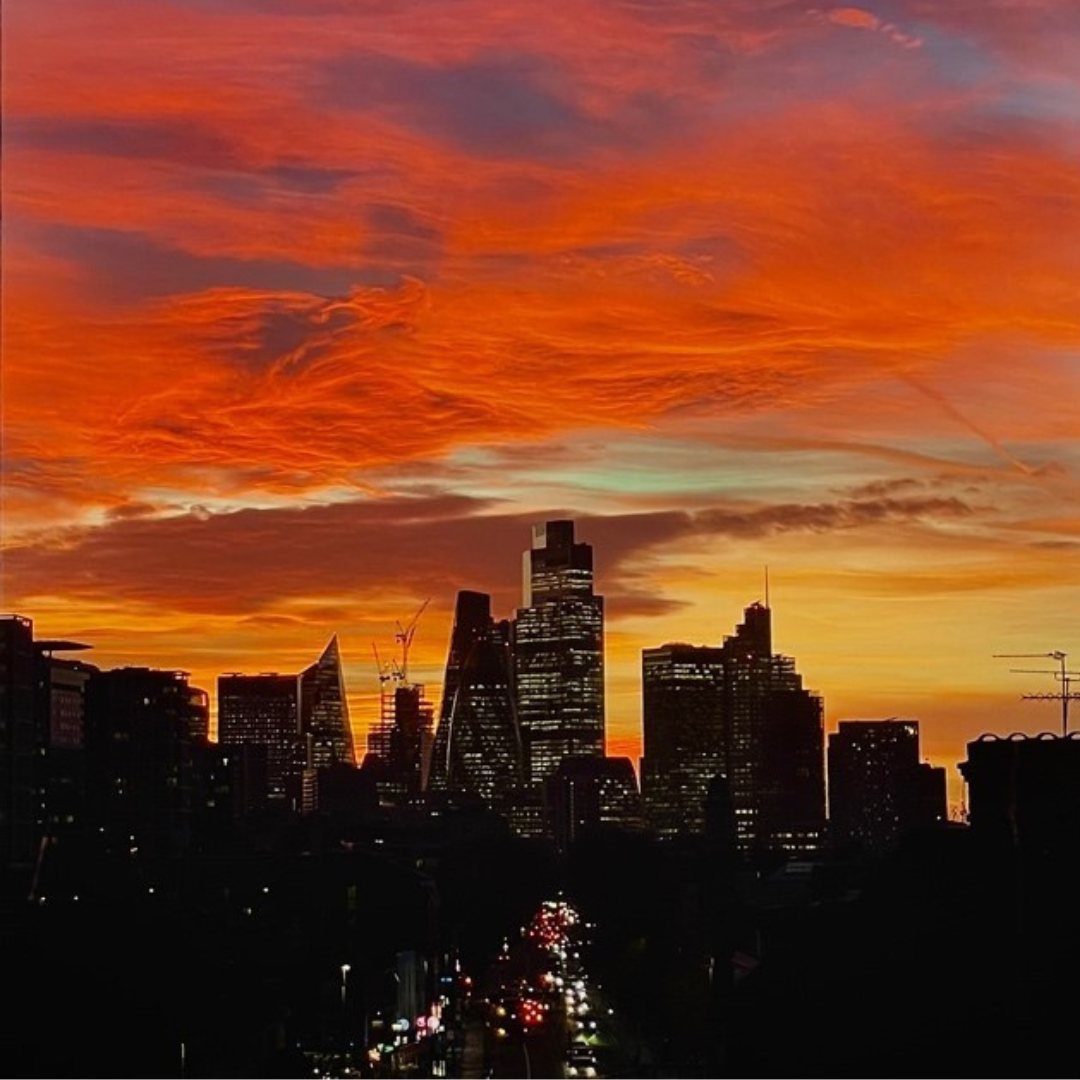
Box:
[4,0,1078,811]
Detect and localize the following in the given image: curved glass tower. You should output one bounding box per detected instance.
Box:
[427,591,522,806]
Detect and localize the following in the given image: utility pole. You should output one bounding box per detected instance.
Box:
[993,651,1080,735]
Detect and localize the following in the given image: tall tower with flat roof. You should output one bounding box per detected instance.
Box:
[514,520,605,786]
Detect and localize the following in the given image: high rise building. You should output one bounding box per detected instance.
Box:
[721,603,825,854]
[363,662,434,807]
[1,614,38,874]
[34,640,97,859]
[639,601,825,854]
[218,638,354,813]
[85,666,210,859]
[827,719,947,857]
[387,682,435,798]
[640,644,726,836]
[546,755,642,853]
[300,635,356,771]
[514,520,605,785]
[427,590,522,808]
[218,672,301,807]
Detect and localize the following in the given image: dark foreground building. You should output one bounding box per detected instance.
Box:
[828,718,947,857]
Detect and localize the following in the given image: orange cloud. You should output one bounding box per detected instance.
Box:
[4,0,1079,781]
[827,7,882,31]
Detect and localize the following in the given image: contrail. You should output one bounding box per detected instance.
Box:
[900,374,1037,477]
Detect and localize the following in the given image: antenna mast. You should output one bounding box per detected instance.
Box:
[993,651,1080,735]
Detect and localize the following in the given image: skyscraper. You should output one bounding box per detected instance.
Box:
[721,602,825,854]
[85,666,209,859]
[827,719,947,857]
[640,643,726,836]
[34,640,97,859]
[300,635,356,770]
[427,590,522,807]
[639,601,825,854]
[1,614,37,873]
[514,520,605,785]
[218,672,301,806]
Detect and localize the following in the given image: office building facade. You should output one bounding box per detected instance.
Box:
[828,718,947,856]
[218,672,301,807]
[640,602,826,854]
[300,635,356,771]
[427,590,522,808]
[514,521,605,785]
[640,643,726,837]
[85,666,210,859]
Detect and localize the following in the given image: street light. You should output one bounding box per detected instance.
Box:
[341,963,351,1008]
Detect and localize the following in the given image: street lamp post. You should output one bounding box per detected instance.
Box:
[341,963,351,1009]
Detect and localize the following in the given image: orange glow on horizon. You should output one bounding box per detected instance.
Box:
[4,0,1078,804]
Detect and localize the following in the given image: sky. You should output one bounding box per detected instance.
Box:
[3,0,1079,813]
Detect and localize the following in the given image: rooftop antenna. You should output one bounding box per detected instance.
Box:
[764,566,770,609]
[992,651,1080,735]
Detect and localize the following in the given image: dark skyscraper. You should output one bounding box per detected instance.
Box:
[514,520,605,785]
[1,614,37,873]
[218,672,301,806]
[827,718,947,857]
[34,641,96,860]
[722,602,825,854]
[640,643,726,837]
[300,635,356,770]
[427,590,522,807]
[85,666,209,859]
[640,601,825,854]
[387,682,435,798]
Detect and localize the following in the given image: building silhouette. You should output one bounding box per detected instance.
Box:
[514,520,605,785]
[85,666,210,859]
[34,640,96,863]
[387,682,435,801]
[427,590,522,809]
[827,718,946,857]
[218,672,301,808]
[722,602,825,854]
[959,731,1080,852]
[1,614,38,875]
[546,755,641,853]
[640,602,825,854]
[640,643,726,836]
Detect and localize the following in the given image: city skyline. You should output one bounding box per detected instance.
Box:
[4,0,1079,815]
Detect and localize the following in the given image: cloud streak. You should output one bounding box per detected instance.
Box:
[4,0,1079,778]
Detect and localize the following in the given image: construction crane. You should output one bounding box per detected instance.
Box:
[395,598,430,685]
[993,651,1080,735]
[372,642,401,686]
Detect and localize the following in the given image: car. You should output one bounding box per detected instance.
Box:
[567,1045,597,1078]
